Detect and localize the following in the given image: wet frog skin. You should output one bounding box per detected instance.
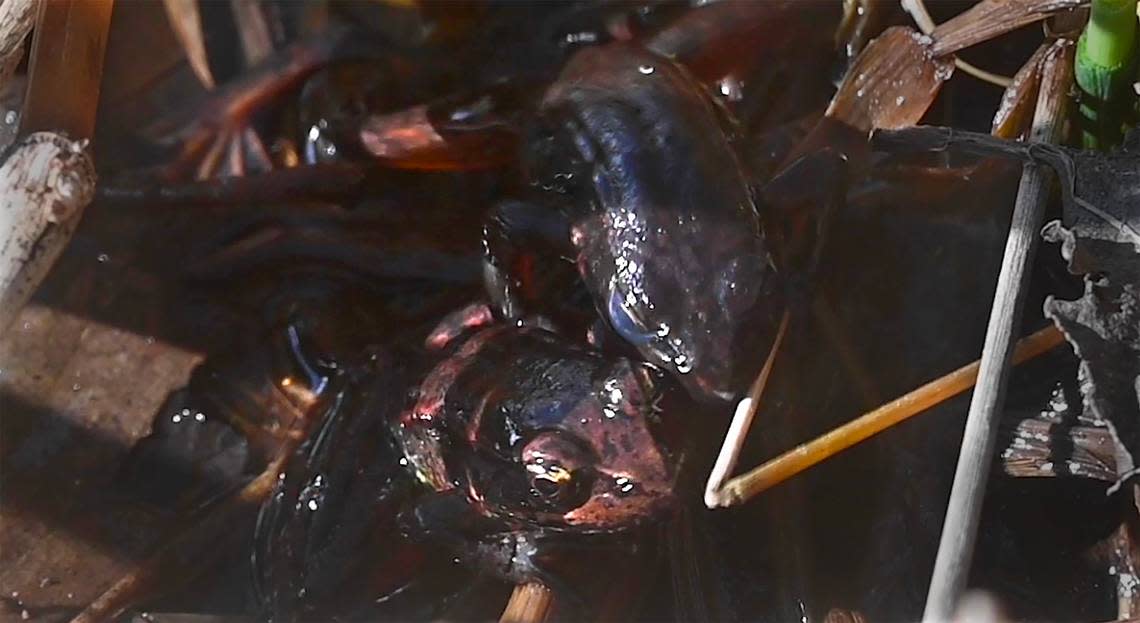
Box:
[253,306,682,619]
[486,42,784,403]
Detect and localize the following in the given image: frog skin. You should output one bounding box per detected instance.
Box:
[484,42,785,404]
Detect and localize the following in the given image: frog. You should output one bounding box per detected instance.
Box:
[483,42,786,404]
[253,303,684,620]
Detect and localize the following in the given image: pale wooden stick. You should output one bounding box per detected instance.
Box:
[500,583,555,623]
[0,133,95,331]
[0,0,37,89]
[709,325,1063,507]
[922,38,1074,622]
[704,310,791,508]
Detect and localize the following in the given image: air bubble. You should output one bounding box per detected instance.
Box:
[97,253,109,263]
[638,64,654,75]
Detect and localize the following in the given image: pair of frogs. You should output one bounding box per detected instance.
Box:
[251,40,793,619]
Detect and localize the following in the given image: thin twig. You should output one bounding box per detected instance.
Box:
[709,325,1063,506]
[230,0,274,67]
[161,0,215,89]
[901,0,1014,87]
[923,38,1074,622]
[500,583,555,623]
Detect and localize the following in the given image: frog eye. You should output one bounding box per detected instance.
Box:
[521,431,596,512]
[607,288,654,347]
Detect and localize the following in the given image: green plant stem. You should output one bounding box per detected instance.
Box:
[1076,0,1139,148]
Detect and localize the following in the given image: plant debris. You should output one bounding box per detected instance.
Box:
[871,126,1140,496]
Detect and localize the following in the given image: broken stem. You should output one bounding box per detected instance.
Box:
[923,38,1074,622]
[709,325,1063,507]
[500,583,555,623]
[704,309,791,508]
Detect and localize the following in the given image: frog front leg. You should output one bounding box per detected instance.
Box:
[482,199,577,323]
[400,490,591,612]
[759,146,848,298]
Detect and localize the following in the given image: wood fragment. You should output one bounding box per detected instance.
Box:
[0,133,96,332]
[161,0,214,89]
[923,38,1074,623]
[930,0,1084,57]
[0,0,37,90]
[1003,417,1124,481]
[709,326,1063,506]
[500,582,555,623]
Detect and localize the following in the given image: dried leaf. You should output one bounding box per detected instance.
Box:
[1044,278,1139,491]
[991,42,1050,140]
[871,126,1140,493]
[826,27,953,131]
[931,0,1084,57]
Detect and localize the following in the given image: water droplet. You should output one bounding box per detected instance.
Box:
[145,336,155,345]
[97,253,109,263]
[674,354,692,374]
[4,110,17,125]
[71,383,81,392]
[615,476,636,495]
[171,413,182,423]
[638,64,654,75]
[895,95,906,106]
[398,457,408,466]
[21,609,29,620]
[603,407,617,419]
[855,88,865,98]
[194,412,206,422]
[307,499,319,511]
